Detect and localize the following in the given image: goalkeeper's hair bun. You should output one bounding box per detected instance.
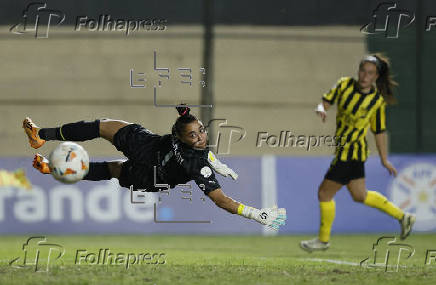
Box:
[172,103,198,137]
[176,104,191,117]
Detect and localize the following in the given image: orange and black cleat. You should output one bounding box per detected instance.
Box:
[33,154,51,174]
[23,117,46,149]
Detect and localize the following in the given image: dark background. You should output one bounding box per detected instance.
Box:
[0,0,425,25]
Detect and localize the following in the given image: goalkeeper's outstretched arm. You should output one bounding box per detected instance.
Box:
[207,188,287,231]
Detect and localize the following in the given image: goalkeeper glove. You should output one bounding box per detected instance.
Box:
[238,204,287,231]
[208,151,238,180]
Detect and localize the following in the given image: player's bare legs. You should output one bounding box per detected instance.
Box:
[92,119,129,179]
[300,179,342,252]
[98,119,131,143]
[346,178,367,202]
[318,179,342,202]
[347,178,415,240]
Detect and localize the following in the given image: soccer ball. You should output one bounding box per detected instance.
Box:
[49,142,90,184]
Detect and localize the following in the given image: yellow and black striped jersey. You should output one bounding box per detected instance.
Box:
[323,77,386,162]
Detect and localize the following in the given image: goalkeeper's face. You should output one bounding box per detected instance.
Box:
[179,120,208,149]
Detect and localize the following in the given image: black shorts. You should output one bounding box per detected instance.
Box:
[113,123,161,190]
[324,159,365,185]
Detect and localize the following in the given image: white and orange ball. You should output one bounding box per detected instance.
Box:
[49,142,89,184]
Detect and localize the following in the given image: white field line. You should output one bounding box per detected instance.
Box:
[301,258,360,266]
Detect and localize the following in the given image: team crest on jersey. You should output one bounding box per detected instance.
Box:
[200,166,212,178]
[389,162,436,231]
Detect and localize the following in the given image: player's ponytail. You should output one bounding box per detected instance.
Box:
[172,103,198,137]
[373,53,398,104]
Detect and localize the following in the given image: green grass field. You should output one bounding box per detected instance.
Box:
[1,234,435,285]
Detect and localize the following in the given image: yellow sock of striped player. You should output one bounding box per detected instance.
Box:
[364,190,404,220]
[319,200,335,243]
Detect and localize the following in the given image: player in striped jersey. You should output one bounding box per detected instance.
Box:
[300,54,415,252]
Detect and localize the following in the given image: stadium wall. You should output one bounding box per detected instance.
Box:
[1,154,435,234]
[0,25,377,157]
[367,29,436,153]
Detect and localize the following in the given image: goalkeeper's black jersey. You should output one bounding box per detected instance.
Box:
[113,124,221,195]
[154,134,221,194]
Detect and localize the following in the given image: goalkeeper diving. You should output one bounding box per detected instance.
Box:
[23,105,286,230]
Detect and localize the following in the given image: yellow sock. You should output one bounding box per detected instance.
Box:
[364,191,404,220]
[319,200,336,243]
